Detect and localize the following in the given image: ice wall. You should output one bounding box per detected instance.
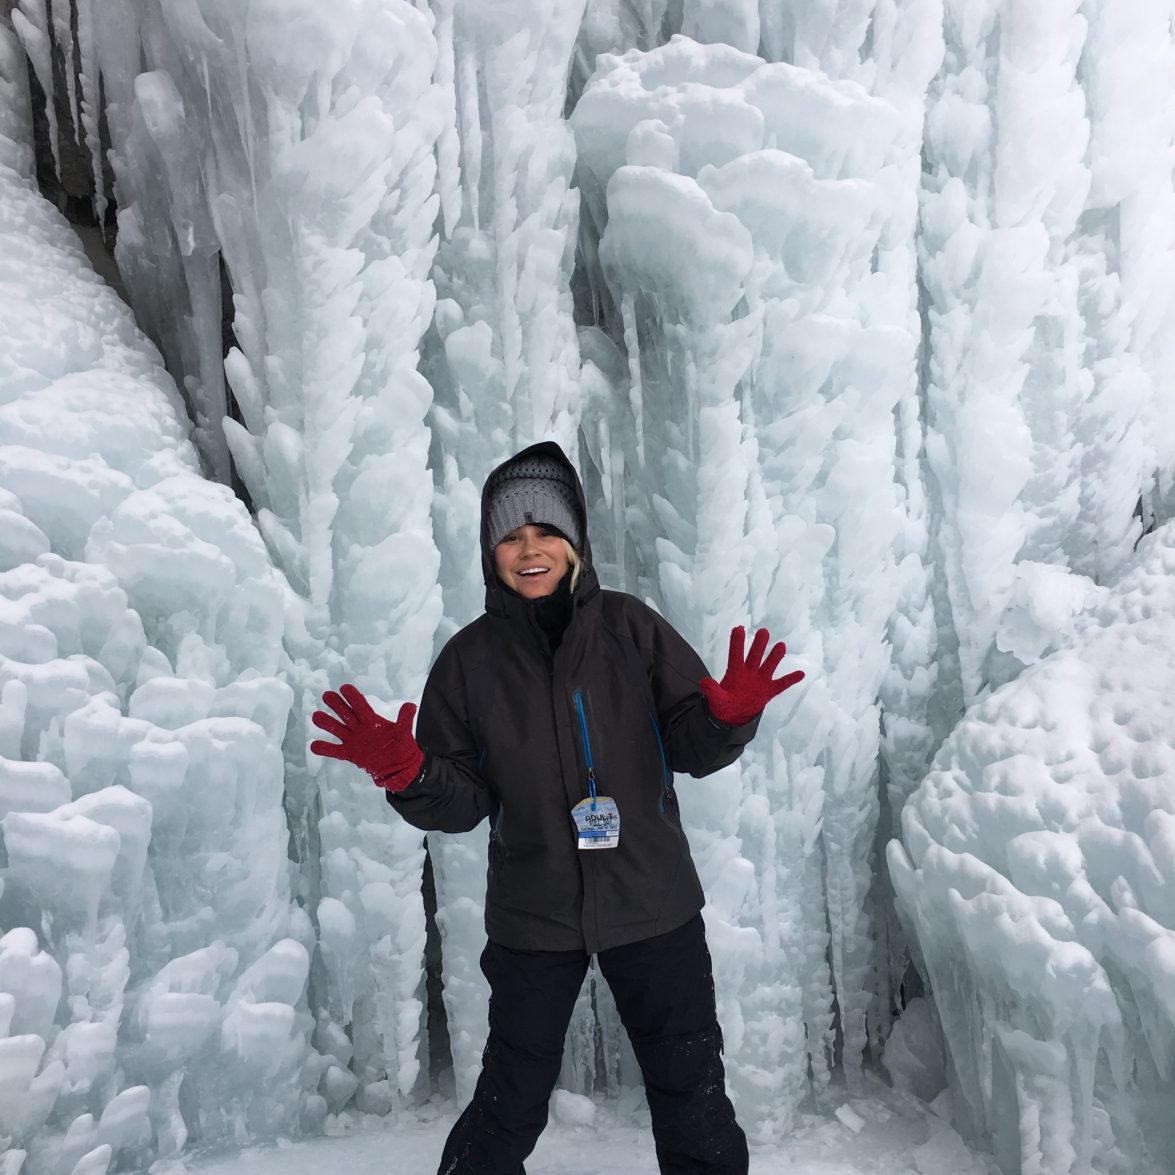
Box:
[0,22,312,1169]
[6,0,1175,1166]
[890,525,1175,1175]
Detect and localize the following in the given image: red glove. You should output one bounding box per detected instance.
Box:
[699,626,805,727]
[310,684,424,793]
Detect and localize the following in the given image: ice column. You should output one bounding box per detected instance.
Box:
[65,0,446,1113]
[422,0,587,1103]
[574,41,767,1114]
[919,1,1118,706]
[1,7,33,172]
[573,35,921,1127]
[11,0,231,480]
[427,0,582,491]
[182,0,439,1110]
[0,31,306,1160]
[780,0,948,1044]
[1077,0,1170,540]
[601,152,765,1106]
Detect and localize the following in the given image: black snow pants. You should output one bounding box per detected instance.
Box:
[437,914,748,1175]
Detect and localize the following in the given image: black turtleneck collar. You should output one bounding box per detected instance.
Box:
[516,573,574,654]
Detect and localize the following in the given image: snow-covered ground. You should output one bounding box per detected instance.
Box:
[184,1082,995,1175]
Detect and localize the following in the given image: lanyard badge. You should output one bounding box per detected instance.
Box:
[572,793,619,849]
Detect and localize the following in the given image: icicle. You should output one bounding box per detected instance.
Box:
[620,290,644,468]
[11,0,59,183]
[74,0,106,225]
[50,0,78,156]
[429,0,462,235]
[455,47,481,232]
[0,16,35,176]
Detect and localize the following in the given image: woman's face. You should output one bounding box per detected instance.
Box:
[493,524,570,599]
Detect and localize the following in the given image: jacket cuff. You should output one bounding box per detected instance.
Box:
[383,752,430,803]
[705,705,761,752]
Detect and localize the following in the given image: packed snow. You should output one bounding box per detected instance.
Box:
[2,0,1175,1173]
[182,1080,996,1175]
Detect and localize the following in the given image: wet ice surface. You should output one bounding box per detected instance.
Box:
[183,1082,996,1175]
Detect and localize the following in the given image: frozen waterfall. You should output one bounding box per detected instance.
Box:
[2,0,1175,1172]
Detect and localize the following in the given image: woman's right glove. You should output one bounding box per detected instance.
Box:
[310,684,424,793]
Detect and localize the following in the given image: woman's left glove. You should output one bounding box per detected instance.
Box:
[699,626,805,727]
[310,684,424,793]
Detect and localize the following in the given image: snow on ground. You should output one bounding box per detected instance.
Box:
[182,1080,995,1175]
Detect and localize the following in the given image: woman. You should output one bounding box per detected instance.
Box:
[311,442,803,1174]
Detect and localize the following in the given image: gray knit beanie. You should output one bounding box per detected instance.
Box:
[486,456,582,550]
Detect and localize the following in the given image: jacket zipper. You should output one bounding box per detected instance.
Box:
[649,710,680,824]
[648,710,670,789]
[573,690,599,806]
[483,747,507,849]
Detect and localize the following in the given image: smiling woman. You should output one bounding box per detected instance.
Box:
[310,441,805,1174]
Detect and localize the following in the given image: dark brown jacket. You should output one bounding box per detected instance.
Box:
[389,442,757,953]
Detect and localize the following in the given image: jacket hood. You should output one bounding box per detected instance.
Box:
[481,440,596,616]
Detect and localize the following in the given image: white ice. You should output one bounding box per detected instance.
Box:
[0,20,308,1167]
[890,523,1175,1174]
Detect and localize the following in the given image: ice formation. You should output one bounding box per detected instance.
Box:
[570,23,945,1123]
[891,523,1175,1174]
[3,0,1175,1171]
[96,0,449,1116]
[0,21,312,1169]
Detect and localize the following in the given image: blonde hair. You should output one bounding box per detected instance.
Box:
[563,540,583,593]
